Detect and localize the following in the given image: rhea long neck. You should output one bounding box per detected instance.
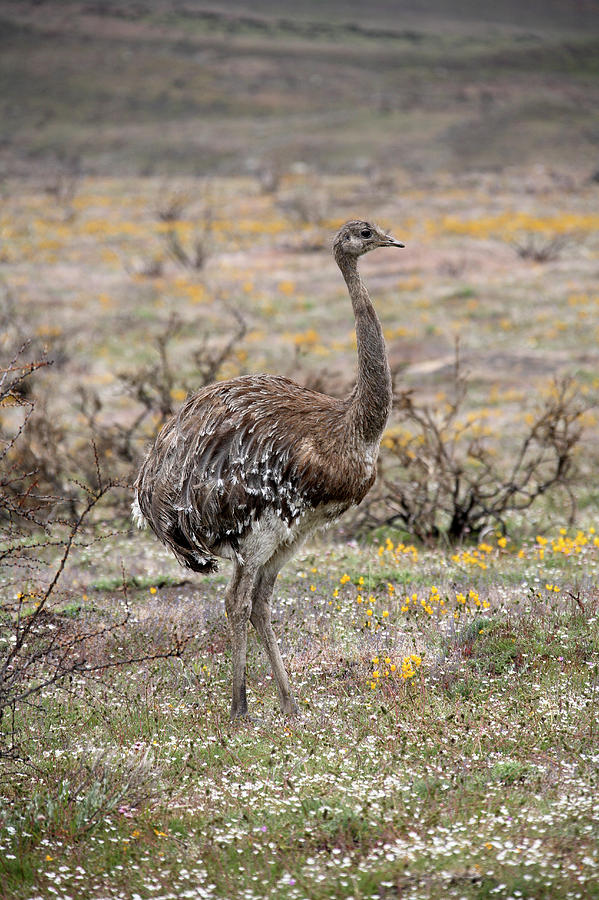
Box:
[335,246,392,445]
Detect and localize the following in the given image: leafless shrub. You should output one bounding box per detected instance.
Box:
[43,162,80,222]
[163,203,214,271]
[511,232,576,263]
[155,187,193,222]
[164,228,206,270]
[1,580,187,759]
[74,305,247,490]
[0,331,195,757]
[350,347,591,542]
[0,446,187,758]
[124,304,245,424]
[276,181,329,225]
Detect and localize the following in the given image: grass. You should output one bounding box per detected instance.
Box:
[88,573,194,592]
[1,528,599,898]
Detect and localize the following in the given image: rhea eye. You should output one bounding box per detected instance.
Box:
[360,229,372,238]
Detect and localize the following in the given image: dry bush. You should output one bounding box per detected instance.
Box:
[0,447,186,759]
[155,182,215,269]
[350,349,592,542]
[162,193,214,272]
[43,160,81,222]
[0,287,81,523]
[164,227,210,271]
[74,305,247,498]
[511,232,576,262]
[0,323,192,758]
[155,186,194,222]
[1,563,186,760]
[0,473,111,756]
[0,349,117,756]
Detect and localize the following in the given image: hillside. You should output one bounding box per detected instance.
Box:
[1,0,598,177]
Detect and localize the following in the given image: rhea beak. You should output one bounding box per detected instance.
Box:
[382,235,405,248]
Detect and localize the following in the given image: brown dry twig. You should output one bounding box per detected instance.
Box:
[511,232,577,263]
[75,304,247,488]
[0,346,189,759]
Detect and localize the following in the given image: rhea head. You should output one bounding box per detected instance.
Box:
[333,220,405,259]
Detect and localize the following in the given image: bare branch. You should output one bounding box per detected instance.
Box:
[349,347,592,542]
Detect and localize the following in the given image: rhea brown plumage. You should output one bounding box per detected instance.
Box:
[134,220,405,718]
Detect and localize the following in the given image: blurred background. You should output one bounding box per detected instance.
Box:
[1,0,598,178]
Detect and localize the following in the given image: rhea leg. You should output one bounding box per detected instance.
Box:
[224,562,253,719]
[250,568,298,716]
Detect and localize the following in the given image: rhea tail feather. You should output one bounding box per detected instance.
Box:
[132,492,219,574]
[131,495,147,529]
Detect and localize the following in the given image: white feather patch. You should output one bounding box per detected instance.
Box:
[131,495,147,529]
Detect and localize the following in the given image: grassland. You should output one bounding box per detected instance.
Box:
[1,528,598,899]
[3,167,599,493]
[1,160,598,900]
[2,2,599,898]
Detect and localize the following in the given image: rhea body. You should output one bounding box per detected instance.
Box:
[133,221,404,718]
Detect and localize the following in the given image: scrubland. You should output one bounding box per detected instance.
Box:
[2,2,599,898]
[1,165,598,900]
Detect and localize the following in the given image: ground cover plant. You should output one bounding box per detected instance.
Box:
[1,528,598,899]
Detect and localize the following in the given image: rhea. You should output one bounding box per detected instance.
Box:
[133,221,405,718]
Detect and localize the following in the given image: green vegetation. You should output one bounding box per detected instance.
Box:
[2,529,599,898]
